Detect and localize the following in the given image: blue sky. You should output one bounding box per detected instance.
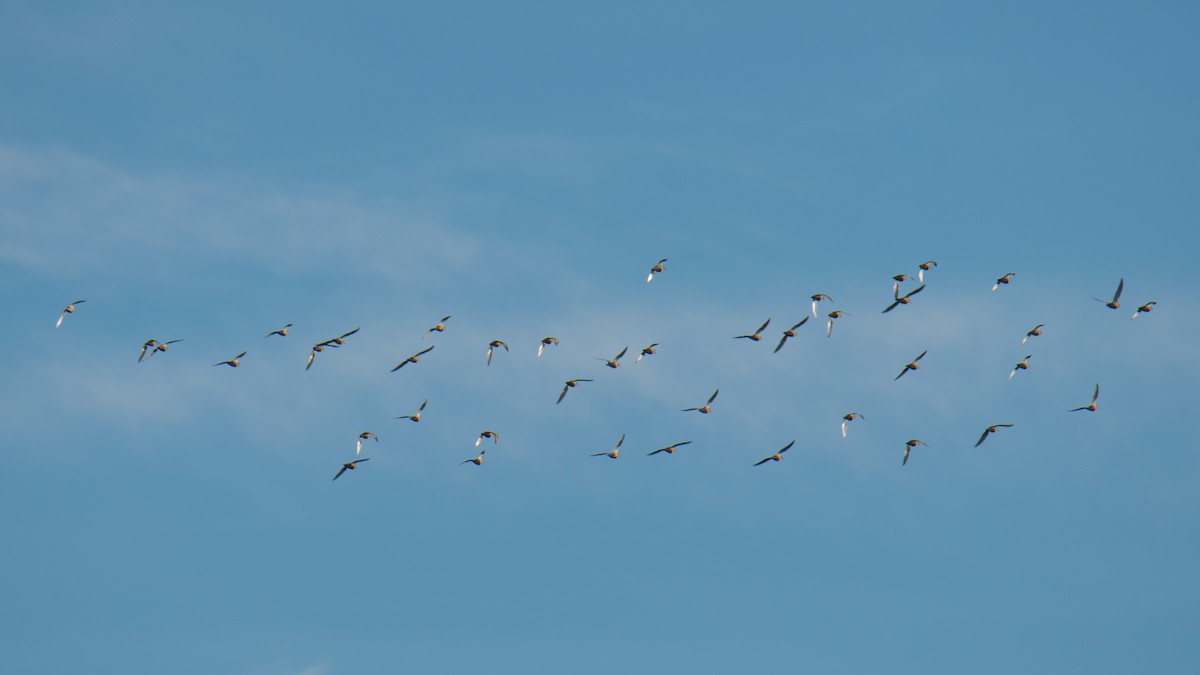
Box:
[3,2,1199,673]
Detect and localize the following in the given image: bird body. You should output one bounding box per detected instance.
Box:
[895,350,928,381]
[774,318,809,353]
[841,412,864,438]
[975,424,1014,447]
[826,310,847,337]
[1022,324,1044,345]
[647,258,668,283]
[753,440,796,466]
[396,399,428,422]
[423,315,451,338]
[682,389,719,414]
[592,433,625,459]
[356,431,379,455]
[475,430,499,447]
[902,439,928,466]
[597,346,628,369]
[56,299,86,328]
[538,336,559,357]
[810,293,833,319]
[557,378,593,404]
[917,260,938,283]
[461,450,485,466]
[1070,384,1100,412]
[391,346,435,371]
[648,440,692,456]
[265,323,293,337]
[214,351,247,368]
[993,273,1015,292]
[734,318,771,341]
[486,339,509,365]
[636,343,659,363]
[1093,278,1124,309]
[882,284,926,313]
[1131,301,1156,319]
[1009,355,1032,380]
[333,458,370,481]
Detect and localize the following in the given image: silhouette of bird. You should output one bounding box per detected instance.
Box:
[1131,301,1157,319]
[682,389,719,414]
[1093,278,1124,309]
[647,258,668,283]
[265,323,293,338]
[735,318,771,341]
[894,350,928,381]
[557,378,593,404]
[422,315,451,338]
[1009,355,1032,380]
[596,346,628,369]
[774,318,809,353]
[810,293,834,319]
[538,336,559,357]
[591,433,625,459]
[475,430,499,447]
[992,273,1015,292]
[213,351,247,368]
[917,260,938,283]
[332,458,370,481]
[396,399,427,422]
[391,346,435,371]
[461,449,485,466]
[826,310,848,337]
[55,299,86,328]
[975,424,1014,447]
[636,343,659,363]
[1070,384,1100,412]
[648,440,692,456]
[841,412,864,438]
[753,440,796,466]
[902,439,928,466]
[882,284,926,313]
[1021,324,1044,345]
[356,431,379,455]
[486,339,509,366]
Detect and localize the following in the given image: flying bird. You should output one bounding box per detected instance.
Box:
[882,284,926,313]
[735,318,771,341]
[391,346,435,371]
[326,327,360,346]
[902,439,928,466]
[265,323,293,337]
[1093,278,1124,309]
[461,449,485,466]
[682,389,719,414]
[557,378,594,404]
[213,351,247,368]
[55,299,86,328]
[647,258,668,283]
[810,293,834,319]
[975,424,1015,447]
[1021,324,1044,345]
[841,412,865,438]
[332,458,370,481]
[596,346,628,369]
[141,339,183,362]
[1131,301,1156,319]
[648,440,692,456]
[894,350,928,381]
[537,336,559,357]
[356,431,379,455]
[486,339,509,366]
[774,318,809,353]
[591,433,625,459]
[917,260,938,283]
[422,315,451,338]
[992,273,1015,292]
[891,274,911,294]
[1009,355,1032,380]
[753,440,796,466]
[636,343,659,363]
[137,339,160,363]
[475,430,499,447]
[826,310,848,337]
[306,343,329,371]
[1070,384,1100,412]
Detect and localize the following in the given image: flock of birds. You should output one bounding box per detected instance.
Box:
[53,258,1158,478]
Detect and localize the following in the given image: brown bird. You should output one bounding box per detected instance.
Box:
[636,343,659,363]
[486,339,509,366]
[774,318,809,353]
[1009,355,1032,380]
[882,284,926,313]
[213,351,247,368]
[422,315,451,338]
[591,433,625,459]
[891,274,911,294]
[1070,384,1100,412]
[682,389,719,414]
[648,440,692,456]
[917,260,938,283]
[1093,278,1124,309]
[306,343,329,371]
[538,336,559,357]
[356,431,379,455]
[137,339,160,363]
[902,439,928,466]
[1021,324,1044,345]
[475,430,499,447]
[826,310,848,337]
[975,424,1014,447]
[141,339,183,362]
[395,399,428,422]
[647,258,668,283]
[992,273,1015,292]
[332,458,370,481]
[841,412,865,438]
[596,346,628,369]
[55,299,86,328]
[894,350,928,380]
[461,449,485,466]
[265,323,293,338]
[391,345,435,371]
[1131,301,1156,319]
[810,293,834,319]
[735,318,771,341]
[753,440,796,466]
[326,327,360,346]
[557,378,594,404]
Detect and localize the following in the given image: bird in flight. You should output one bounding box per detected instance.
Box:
[1131,301,1156,319]
[356,431,379,455]
[332,458,370,481]
[774,318,809,353]
[647,258,668,283]
[902,439,928,466]
[682,389,719,414]
[1009,355,1032,380]
[137,339,160,363]
[882,284,926,313]
[841,412,865,438]
[1093,278,1124,309]
[891,274,911,294]
[306,343,330,371]
[734,318,771,341]
[557,378,593,404]
[636,343,659,363]
[213,351,247,368]
[894,350,928,381]
[391,346,435,372]
[648,440,692,456]
[55,299,86,328]
[992,273,1015,292]
[325,327,360,346]
[140,338,183,362]
[975,424,1014,447]
[486,339,509,366]
[596,346,628,369]
[917,260,938,283]
[591,433,625,459]
[538,336,559,357]
[1021,324,1044,345]
[810,293,834,319]
[422,315,451,338]
[1070,384,1100,412]
[396,399,428,422]
[475,430,499,447]
[826,310,848,337]
[753,440,796,466]
[265,323,293,338]
[461,449,485,466]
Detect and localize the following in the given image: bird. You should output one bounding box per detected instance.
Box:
[137,339,160,363]
[774,318,809,353]
[332,458,370,481]
[917,260,938,283]
[356,431,379,455]
[1093,278,1124,309]
[461,449,485,466]
[213,351,247,368]
[557,378,594,404]
[1070,384,1100,412]
[636,343,659,363]
[537,336,559,357]
[391,346,435,371]
[647,258,668,283]
[265,323,293,338]
[735,318,771,341]
[326,327,360,346]
[902,439,928,466]
[975,424,1015,447]
[142,339,183,362]
[591,433,625,459]
[596,346,628,369]
[891,274,911,294]
[55,299,86,328]
[1131,301,1157,319]
[396,399,428,422]
[810,293,834,319]
[486,339,509,366]
[826,310,848,337]
[305,343,328,371]
[682,389,719,414]
[894,350,928,380]
[648,440,692,456]
[753,440,796,466]
[1009,355,1032,380]
[841,412,865,438]
[1021,324,1044,345]
[882,284,926,313]
[992,273,1015,292]
[422,315,451,338]
[475,430,499,447]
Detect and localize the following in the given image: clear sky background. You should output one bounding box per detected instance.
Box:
[3,2,1198,673]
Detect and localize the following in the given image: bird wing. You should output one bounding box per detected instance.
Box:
[779,440,795,454]
[753,457,772,466]
[773,334,789,353]
[882,300,900,314]
[905,284,926,299]
[914,350,928,362]
[306,351,316,370]
[332,467,347,481]
[975,429,990,447]
[614,346,628,360]
[1092,384,1100,402]
[707,389,719,404]
[755,318,771,334]
[1113,278,1124,302]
